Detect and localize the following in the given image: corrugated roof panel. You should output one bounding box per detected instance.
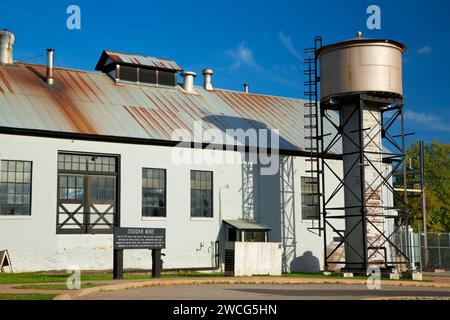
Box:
[0,62,341,153]
[224,219,271,231]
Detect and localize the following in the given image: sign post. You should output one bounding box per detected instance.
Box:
[113,227,166,280]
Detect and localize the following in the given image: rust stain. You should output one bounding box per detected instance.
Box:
[74,72,104,103]
[137,107,163,135]
[136,106,172,135]
[50,88,97,134]
[0,69,15,94]
[138,107,171,137]
[129,106,161,137]
[122,105,152,136]
[215,91,258,128]
[132,106,169,138]
[155,92,181,114]
[133,106,166,137]
[24,65,96,134]
[63,71,94,102]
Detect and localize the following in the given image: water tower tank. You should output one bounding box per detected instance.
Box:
[317,36,406,101]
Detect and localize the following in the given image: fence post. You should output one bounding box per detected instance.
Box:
[418,226,423,273]
[438,233,442,269]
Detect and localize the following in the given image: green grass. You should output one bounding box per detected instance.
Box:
[0,293,57,300]
[161,272,224,278]
[283,272,370,280]
[1,271,425,285]
[0,271,225,284]
[11,282,105,290]
[423,273,450,278]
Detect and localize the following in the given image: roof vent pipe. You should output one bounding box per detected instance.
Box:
[243,83,249,93]
[181,71,196,93]
[46,49,55,85]
[0,29,15,64]
[202,68,214,90]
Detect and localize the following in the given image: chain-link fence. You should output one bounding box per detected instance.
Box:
[392,229,450,272]
[421,232,450,271]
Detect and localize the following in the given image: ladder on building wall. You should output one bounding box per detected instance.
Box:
[303,37,323,235]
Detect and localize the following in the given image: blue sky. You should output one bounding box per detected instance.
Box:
[0,0,449,143]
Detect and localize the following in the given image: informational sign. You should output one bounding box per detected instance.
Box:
[113,227,166,250]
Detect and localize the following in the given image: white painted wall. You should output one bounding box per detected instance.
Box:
[225,241,283,276]
[0,133,347,272]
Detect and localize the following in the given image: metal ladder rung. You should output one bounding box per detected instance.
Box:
[305,170,323,173]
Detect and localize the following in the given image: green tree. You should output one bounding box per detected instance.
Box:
[405,141,450,232]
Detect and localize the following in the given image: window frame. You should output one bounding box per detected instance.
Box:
[0,159,33,216]
[190,170,214,218]
[301,176,320,220]
[142,167,167,218]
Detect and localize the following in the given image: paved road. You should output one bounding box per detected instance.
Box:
[80,283,450,300]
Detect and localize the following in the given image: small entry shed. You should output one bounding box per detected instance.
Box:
[223,219,271,242]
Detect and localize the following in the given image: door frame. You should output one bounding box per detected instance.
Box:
[56,150,121,235]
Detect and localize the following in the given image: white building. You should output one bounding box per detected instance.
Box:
[0,33,395,273]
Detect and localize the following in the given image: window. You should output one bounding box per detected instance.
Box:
[142,168,166,217]
[116,66,176,86]
[90,176,115,201]
[139,69,157,85]
[191,171,213,218]
[243,231,266,242]
[119,65,138,82]
[0,160,32,216]
[301,176,319,219]
[57,152,118,234]
[59,175,84,200]
[58,153,116,173]
[158,70,176,86]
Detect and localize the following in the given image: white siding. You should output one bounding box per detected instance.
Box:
[0,133,346,272]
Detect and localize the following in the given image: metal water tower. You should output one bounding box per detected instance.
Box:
[304,32,412,273]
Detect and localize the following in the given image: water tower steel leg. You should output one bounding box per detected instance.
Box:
[318,95,411,274]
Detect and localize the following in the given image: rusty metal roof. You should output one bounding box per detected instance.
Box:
[95,50,183,72]
[0,62,339,153]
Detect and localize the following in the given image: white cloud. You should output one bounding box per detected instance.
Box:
[405,110,450,133]
[278,31,303,60]
[227,42,262,72]
[417,46,432,55]
[225,42,302,90]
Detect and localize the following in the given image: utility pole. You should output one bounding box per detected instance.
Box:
[420,140,429,271]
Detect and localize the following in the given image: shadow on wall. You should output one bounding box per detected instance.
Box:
[290,251,321,273]
[202,115,299,271]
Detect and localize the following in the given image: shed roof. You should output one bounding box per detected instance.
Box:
[224,219,271,231]
[95,50,183,72]
[0,62,339,154]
